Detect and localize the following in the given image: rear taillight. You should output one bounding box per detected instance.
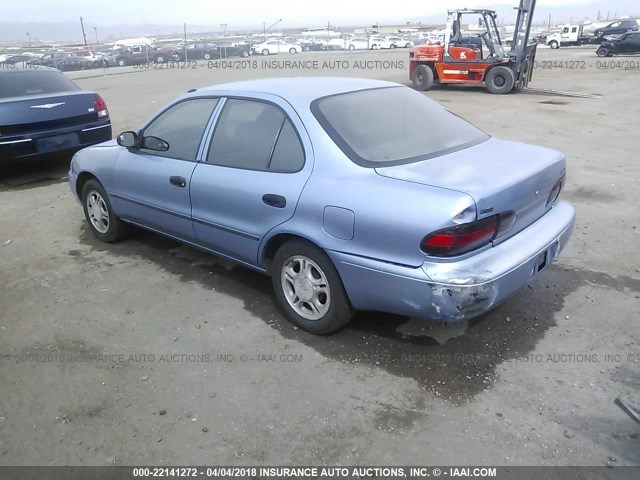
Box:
[421,211,517,257]
[94,93,109,119]
[546,174,565,207]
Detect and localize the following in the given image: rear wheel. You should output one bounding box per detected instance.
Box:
[485,66,516,94]
[390,44,397,49]
[412,64,435,91]
[272,240,353,334]
[81,179,128,243]
[156,55,165,63]
[348,44,355,51]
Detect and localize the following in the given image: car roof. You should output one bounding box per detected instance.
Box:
[195,77,400,106]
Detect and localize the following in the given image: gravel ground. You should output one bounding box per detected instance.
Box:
[0,46,639,467]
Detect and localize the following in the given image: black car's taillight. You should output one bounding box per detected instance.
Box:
[94,93,109,119]
[421,211,517,257]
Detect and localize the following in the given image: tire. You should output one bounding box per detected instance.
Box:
[262,49,270,56]
[485,66,516,94]
[156,55,165,63]
[596,47,611,57]
[203,52,211,60]
[271,240,354,334]
[117,58,126,67]
[81,179,128,243]
[405,43,412,48]
[549,40,559,49]
[289,48,297,55]
[390,44,397,49]
[304,46,311,52]
[412,64,435,91]
[595,30,604,38]
[371,44,378,50]
[348,45,355,50]
[241,50,250,57]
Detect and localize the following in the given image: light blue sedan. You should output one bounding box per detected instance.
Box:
[69,77,575,334]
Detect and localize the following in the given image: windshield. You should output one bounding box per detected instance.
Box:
[0,70,80,99]
[312,86,489,166]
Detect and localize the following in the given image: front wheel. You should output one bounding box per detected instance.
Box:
[82,179,128,243]
[348,45,355,50]
[262,49,270,56]
[241,50,250,57]
[289,48,297,55]
[272,240,353,334]
[156,55,165,63]
[596,46,611,57]
[485,66,516,94]
[549,40,559,49]
[203,52,211,60]
[412,64,435,91]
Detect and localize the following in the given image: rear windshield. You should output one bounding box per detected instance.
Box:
[311,86,489,166]
[0,70,80,99]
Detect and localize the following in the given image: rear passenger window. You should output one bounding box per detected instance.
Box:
[207,99,304,172]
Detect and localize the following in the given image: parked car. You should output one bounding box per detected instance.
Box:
[1,54,35,66]
[114,45,179,66]
[597,31,640,56]
[369,37,394,49]
[345,37,370,50]
[594,20,639,38]
[173,42,221,61]
[0,65,111,164]
[252,40,302,55]
[300,40,328,51]
[69,77,574,334]
[212,41,252,58]
[387,36,414,48]
[29,52,87,71]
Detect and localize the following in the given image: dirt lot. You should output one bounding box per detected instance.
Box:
[1,46,639,467]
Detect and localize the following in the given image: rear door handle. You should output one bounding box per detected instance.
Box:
[262,194,286,208]
[170,176,186,188]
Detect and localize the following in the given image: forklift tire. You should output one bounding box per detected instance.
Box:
[485,66,516,95]
[412,64,435,91]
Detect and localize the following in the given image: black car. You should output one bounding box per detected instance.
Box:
[175,42,220,61]
[597,31,640,56]
[2,55,35,66]
[0,66,111,163]
[212,41,251,58]
[594,20,639,38]
[300,40,328,51]
[29,52,88,71]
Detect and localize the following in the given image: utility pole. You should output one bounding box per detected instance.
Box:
[93,27,99,46]
[183,23,187,61]
[26,32,31,46]
[548,13,552,28]
[80,16,87,45]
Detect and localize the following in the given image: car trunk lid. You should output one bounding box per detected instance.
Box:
[375,138,566,244]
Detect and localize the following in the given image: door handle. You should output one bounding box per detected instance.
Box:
[262,194,286,208]
[169,176,186,188]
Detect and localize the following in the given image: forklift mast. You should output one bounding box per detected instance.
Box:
[508,0,538,87]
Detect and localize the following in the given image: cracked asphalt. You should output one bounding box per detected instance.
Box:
[0,47,639,467]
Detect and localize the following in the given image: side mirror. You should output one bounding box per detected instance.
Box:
[141,136,170,152]
[117,131,138,148]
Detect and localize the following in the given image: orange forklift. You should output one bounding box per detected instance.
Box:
[409,0,538,94]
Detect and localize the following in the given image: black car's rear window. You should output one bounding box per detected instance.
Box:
[0,70,80,99]
[311,86,489,166]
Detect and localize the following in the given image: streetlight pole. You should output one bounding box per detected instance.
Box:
[263,18,283,52]
[26,32,31,47]
[80,16,88,46]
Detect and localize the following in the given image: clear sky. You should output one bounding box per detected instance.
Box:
[2,0,620,27]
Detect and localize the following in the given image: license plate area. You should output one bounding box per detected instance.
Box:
[37,132,79,152]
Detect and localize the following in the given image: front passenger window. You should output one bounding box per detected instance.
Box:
[142,98,218,161]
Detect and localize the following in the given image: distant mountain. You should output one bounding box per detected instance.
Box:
[1,1,638,43]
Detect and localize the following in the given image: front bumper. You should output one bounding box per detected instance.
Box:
[328,201,576,322]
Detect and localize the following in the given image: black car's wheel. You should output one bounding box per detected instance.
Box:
[82,180,128,243]
[241,50,250,57]
[412,64,435,91]
[595,30,604,38]
[549,40,559,49]
[156,55,165,63]
[596,46,612,57]
[203,52,211,60]
[485,66,516,95]
[272,240,354,335]
[117,58,126,67]
[304,45,311,51]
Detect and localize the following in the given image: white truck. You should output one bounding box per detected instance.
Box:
[546,24,590,48]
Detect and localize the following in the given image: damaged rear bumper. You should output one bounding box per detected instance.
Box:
[328,201,575,322]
